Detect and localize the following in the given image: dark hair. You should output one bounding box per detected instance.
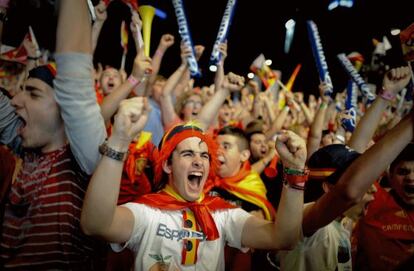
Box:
[217,126,249,151]
[28,64,56,88]
[390,143,414,173]
[245,119,264,142]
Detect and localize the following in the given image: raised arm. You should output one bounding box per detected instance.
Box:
[81,97,149,243]
[159,42,191,127]
[348,66,411,153]
[306,82,331,160]
[100,48,152,122]
[302,113,414,236]
[174,45,205,98]
[241,130,305,249]
[143,34,174,97]
[197,72,244,131]
[54,0,106,174]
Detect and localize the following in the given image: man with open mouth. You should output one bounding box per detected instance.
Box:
[81,95,308,270]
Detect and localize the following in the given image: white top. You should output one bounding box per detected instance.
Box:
[112,203,251,271]
[279,219,352,271]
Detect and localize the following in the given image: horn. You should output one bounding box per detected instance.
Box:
[138,5,155,57]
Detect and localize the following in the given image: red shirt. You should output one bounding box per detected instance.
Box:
[353,183,414,270]
[0,146,104,270]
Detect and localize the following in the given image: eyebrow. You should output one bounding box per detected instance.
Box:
[179,149,209,156]
[25,85,38,92]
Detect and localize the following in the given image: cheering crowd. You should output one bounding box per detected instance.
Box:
[0,0,413,270]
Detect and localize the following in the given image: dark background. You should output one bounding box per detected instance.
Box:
[2,0,413,96]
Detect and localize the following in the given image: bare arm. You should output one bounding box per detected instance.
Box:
[81,97,150,243]
[100,49,152,122]
[159,43,193,127]
[173,45,205,98]
[264,106,290,140]
[197,72,244,131]
[144,34,174,96]
[306,82,331,160]
[348,66,411,153]
[242,131,305,249]
[302,115,413,236]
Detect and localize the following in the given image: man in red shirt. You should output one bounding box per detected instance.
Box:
[353,143,414,270]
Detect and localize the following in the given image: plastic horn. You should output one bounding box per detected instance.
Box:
[341,80,357,132]
[264,156,278,178]
[337,53,376,104]
[171,0,201,78]
[138,5,155,57]
[306,20,333,97]
[209,0,237,66]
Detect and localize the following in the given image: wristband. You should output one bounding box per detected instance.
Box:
[379,87,396,101]
[127,75,140,87]
[155,49,164,57]
[283,167,309,190]
[99,141,129,162]
[320,102,328,110]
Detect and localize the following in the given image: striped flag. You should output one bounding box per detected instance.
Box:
[285,63,302,91]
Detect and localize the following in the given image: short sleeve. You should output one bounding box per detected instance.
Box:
[222,208,251,251]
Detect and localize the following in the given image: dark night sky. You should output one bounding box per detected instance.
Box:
[3,0,413,96]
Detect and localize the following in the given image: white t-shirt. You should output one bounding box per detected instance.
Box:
[112,203,251,271]
[278,219,352,271]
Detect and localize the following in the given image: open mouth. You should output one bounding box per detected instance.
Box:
[192,112,199,117]
[188,172,203,190]
[16,116,27,135]
[107,82,115,89]
[403,184,414,195]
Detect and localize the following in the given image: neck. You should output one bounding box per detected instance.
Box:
[41,128,67,153]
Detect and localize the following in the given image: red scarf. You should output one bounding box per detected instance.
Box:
[205,162,276,221]
[135,185,235,240]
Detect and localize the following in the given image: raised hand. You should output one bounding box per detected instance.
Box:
[217,41,228,66]
[275,130,307,170]
[130,10,142,35]
[194,45,205,61]
[159,34,175,50]
[131,46,153,79]
[95,1,108,22]
[179,42,191,65]
[382,66,411,94]
[222,72,245,93]
[319,82,332,103]
[112,97,150,144]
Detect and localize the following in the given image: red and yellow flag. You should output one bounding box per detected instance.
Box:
[285,63,302,91]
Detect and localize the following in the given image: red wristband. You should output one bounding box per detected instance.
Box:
[379,87,396,101]
[283,168,309,190]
